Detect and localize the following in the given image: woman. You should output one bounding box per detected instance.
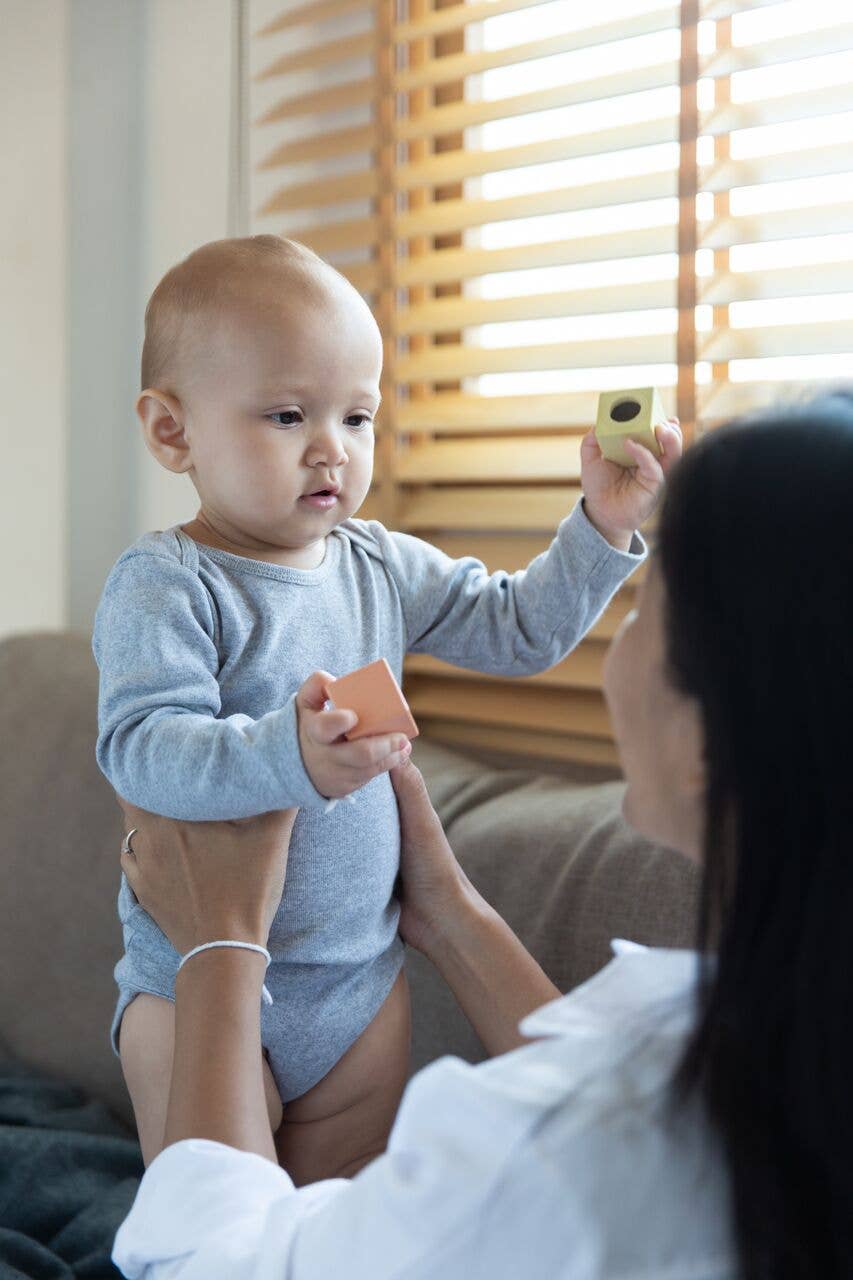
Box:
[112,392,853,1279]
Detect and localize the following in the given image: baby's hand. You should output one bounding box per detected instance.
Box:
[581,417,683,549]
[296,671,412,800]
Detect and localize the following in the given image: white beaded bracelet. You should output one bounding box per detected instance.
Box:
[178,940,273,1006]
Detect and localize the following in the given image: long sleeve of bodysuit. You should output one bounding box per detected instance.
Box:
[93,551,331,820]
[365,499,646,676]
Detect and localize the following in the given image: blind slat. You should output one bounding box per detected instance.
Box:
[396,1,678,47]
[406,645,606,691]
[702,319,853,364]
[405,675,611,737]
[256,0,373,37]
[704,0,792,16]
[397,333,673,381]
[396,8,679,92]
[396,226,677,289]
[395,61,679,141]
[398,487,582,532]
[255,31,374,81]
[426,532,553,570]
[706,141,853,196]
[702,202,853,251]
[255,77,374,125]
[257,124,378,170]
[396,436,583,483]
[394,0,781,43]
[258,170,377,216]
[700,378,832,421]
[397,391,643,433]
[286,216,379,256]
[395,118,679,191]
[704,82,853,138]
[400,279,676,336]
[702,261,853,307]
[395,170,678,240]
[337,262,378,292]
[705,22,853,79]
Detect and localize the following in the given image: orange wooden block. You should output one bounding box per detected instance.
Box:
[325,657,420,742]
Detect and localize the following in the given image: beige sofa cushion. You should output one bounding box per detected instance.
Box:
[0,632,129,1123]
[0,633,698,1130]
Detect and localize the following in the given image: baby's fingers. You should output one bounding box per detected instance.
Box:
[624,436,664,486]
[580,428,602,461]
[654,418,683,472]
[310,706,359,745]
[340,732,412,775]
[297,669,339,713]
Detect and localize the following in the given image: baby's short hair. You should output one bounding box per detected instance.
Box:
[140,235,341,392]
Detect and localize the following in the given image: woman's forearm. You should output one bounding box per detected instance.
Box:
[164,949,276,1162]
[424,882,561,1056]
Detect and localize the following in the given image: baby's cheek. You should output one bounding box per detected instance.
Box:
[246,447,299,500]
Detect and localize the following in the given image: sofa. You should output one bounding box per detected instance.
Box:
[0,631,699,1134]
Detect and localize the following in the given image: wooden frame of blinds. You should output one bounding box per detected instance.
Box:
[252,0,853,770]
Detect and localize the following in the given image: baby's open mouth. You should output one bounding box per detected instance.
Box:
[300,488,340,506]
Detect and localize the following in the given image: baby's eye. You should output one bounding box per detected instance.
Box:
[269,410,301,428]
[346,414,373,429]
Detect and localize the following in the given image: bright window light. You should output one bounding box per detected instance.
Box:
[463,3,853,404]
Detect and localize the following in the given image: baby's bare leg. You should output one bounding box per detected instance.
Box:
[273,968,411,1185]
[119,992,284,1166]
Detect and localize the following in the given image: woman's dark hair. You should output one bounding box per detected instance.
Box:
[658,388,853,1279]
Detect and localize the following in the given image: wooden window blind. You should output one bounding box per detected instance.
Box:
[250,0,853,770]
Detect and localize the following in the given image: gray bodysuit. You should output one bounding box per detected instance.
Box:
[93,503,645,1101]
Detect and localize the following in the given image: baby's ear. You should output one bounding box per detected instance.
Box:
[136,389,192,474]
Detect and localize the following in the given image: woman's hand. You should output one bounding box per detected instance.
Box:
[388,758,473,957]
[390,758,561,1054]
[116,797,299,956]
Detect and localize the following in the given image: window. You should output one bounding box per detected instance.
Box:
[250,0,853,767]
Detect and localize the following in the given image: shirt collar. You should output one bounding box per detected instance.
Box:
[519,939,703,1040]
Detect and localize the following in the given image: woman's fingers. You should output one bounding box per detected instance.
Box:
[389,759,448,849]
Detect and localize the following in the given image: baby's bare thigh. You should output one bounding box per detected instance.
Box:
[119,992,284,1166]
[274,968,411,1185]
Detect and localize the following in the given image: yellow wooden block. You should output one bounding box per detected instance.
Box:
[595,388,666,468]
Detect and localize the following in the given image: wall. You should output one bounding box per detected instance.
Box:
[0,0,238,639]
[0,1,69,637]
[67,0,144,630]
[136,0,237,539]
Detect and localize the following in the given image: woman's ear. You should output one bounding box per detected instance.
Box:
[136,389,193,474]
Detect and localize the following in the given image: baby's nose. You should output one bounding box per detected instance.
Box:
[307,426,348,461]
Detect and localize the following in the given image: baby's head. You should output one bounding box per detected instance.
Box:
[138,235,382,555]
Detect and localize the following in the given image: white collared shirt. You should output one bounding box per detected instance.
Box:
[113,942,735,1279]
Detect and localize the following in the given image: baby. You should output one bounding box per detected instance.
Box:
[94,234,664,1183]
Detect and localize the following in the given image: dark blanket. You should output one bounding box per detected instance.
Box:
[0,1062,142,1280]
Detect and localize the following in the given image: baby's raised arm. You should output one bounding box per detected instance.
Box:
[368,501,645,678]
